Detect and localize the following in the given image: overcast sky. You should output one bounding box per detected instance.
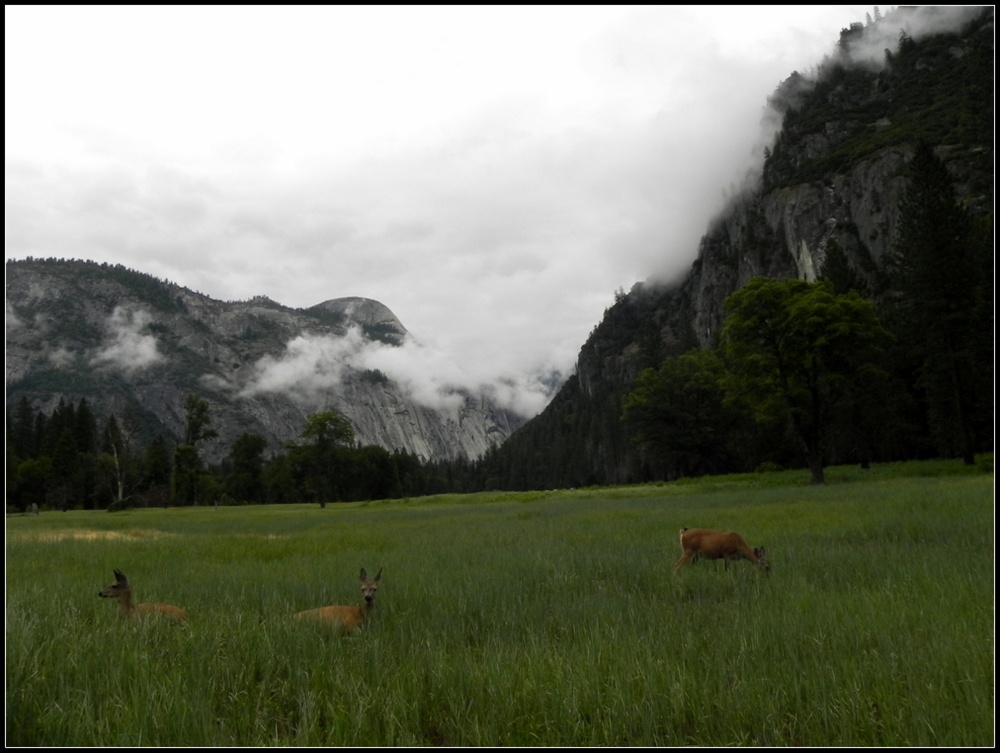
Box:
[7,5,878,416]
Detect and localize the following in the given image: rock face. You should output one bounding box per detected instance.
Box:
[4,260,523,463]
[484,6,994,489]
[679,145,910,350]
[309,297,408,346]
[570,145,910,406]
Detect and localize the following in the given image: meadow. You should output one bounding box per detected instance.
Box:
[6,459,994,746]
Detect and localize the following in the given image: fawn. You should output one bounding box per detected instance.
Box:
[294,567,382,632]
[98,568,189,621]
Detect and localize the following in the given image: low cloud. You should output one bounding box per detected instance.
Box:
[240,326,558,417]
[238,329,364,406]
[356,331,561,417]
[5,303,23,334]
[835,6,985,70]
[48,347,76,368]
[89,306,164,375]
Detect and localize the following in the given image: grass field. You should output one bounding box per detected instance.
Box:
[5,459,994,746]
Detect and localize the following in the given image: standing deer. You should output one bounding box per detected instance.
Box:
[673,528,770,576]
[294,567,382,632]
[98,568,189,621]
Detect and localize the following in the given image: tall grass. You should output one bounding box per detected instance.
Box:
[6,459,994,745]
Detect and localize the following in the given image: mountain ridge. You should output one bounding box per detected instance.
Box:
[5,258,526,463]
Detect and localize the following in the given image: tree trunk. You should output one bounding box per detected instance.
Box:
[808,455,826,485]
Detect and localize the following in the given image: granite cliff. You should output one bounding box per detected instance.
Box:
[482,5,994,488]
[5,260,523,463]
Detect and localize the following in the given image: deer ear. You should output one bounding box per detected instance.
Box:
[359,568,367,581]
[114,569,127,583]
[374,568,382,582]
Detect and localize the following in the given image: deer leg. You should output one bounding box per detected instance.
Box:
[673,552,695,573]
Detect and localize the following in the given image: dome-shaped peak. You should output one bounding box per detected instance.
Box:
[310,296,409,344]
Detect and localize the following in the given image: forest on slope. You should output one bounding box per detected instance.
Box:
[474,6,994,490]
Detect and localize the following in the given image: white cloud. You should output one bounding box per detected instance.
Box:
[239,325,558,417]
[48,347,75,369]
[833,5,985,68]
[239,329,363,406]
[15,5,959,415]
[5,301,22,333]
[89,307,164,375]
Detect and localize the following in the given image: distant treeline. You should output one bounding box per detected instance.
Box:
[11,257,189,313]
[5,395,480,512]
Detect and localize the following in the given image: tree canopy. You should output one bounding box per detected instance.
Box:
[622,349,745,479]
[721,278,891,484]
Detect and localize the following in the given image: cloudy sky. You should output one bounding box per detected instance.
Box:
[6,5,876,416]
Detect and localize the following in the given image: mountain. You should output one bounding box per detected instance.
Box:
[4,260,524,463]
[477,6,994,489]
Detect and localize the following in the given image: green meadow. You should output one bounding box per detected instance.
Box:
[6,459,994,746]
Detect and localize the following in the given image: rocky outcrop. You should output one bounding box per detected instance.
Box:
[680,145,910,347]
[309,297,409,345]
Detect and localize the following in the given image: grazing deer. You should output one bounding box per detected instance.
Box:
[673,528,769,576]
[294,567,382,632]
[98,568,189,621]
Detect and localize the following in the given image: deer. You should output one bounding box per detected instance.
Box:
[673,528,770,576]
[294,567,382,632]
[98,568,189,621]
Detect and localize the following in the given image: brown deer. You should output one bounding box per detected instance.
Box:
[294,567,382,632]
[673,528,769,576]
[98,569,189,621]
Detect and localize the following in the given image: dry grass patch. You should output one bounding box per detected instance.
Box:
[10,528,172,543]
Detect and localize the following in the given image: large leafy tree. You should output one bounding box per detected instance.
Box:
[183,394,218,446]
[286,410,356,507]
[173,394,218,504]
[888,142,992,464]
[299,410,354,448]
[721,278,891,484]
[622,348,747,479]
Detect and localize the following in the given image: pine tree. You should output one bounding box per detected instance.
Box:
[890,142,992,464]
[820,238,870,297]
[10,397,36,459]
[74,398,98,455]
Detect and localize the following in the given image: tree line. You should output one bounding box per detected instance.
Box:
[5,394,479,512]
